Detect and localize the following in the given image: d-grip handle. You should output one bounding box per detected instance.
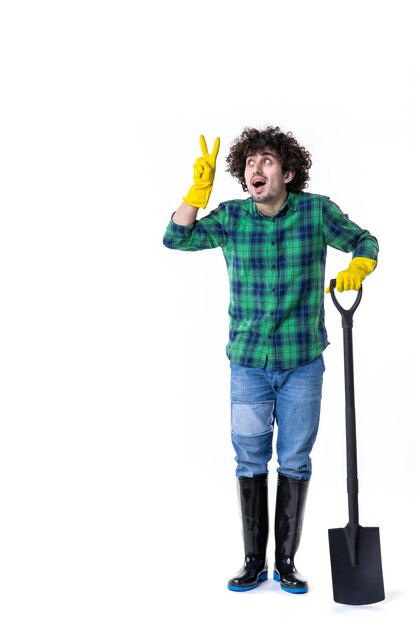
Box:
[329,279,362,329]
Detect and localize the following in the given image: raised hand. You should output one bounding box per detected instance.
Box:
[183,135,221,209]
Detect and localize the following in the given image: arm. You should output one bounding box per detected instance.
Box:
[163,204,229,251]
[323,199,379,292]
[163,134,228,251]
[172,201,199,226]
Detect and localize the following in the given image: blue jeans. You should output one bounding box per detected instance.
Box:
[230,355,325,480]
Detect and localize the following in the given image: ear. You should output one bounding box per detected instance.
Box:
[284,170,295,184]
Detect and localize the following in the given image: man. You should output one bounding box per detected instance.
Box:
[163,127,378,594]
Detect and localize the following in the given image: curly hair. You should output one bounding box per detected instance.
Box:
[226,126,312,193]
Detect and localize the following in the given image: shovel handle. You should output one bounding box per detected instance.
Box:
[329,279,362,329]
[330,278,362,527]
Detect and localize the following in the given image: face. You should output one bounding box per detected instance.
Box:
[244,149,294,207]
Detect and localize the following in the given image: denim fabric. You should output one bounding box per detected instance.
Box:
[230,355,325,479]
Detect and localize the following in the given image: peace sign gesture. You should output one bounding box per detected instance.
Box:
[183,135,221,209]
[199,135,221,169]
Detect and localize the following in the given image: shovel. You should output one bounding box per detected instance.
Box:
[328,279,385,605]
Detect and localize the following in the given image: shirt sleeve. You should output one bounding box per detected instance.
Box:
[322,198,379,260]
[162,205,229,251]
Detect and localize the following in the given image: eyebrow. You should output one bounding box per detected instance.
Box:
[246,151,276,159]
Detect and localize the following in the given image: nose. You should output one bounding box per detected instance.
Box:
[251,157,263,173]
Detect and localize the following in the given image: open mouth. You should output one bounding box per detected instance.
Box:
[252,177,266,192]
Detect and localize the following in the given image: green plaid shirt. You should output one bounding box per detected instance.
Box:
[163,192,378,370]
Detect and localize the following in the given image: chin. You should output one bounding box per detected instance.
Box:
[253,192,270,203]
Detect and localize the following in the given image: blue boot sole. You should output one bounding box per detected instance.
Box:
[228,571,268,592]
[273,570,308,594]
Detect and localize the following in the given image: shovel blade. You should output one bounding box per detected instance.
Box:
[328,525,385,605]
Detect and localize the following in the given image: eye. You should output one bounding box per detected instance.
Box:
[264,158,272,165]
[247,158,255,166]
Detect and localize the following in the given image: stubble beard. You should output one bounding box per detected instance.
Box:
[251,189,276,205]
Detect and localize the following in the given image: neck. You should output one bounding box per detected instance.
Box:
[255,191,289,217]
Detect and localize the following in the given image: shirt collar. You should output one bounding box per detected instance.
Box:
[249,191,299,219]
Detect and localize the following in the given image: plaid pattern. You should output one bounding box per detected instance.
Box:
[163,192,379,370]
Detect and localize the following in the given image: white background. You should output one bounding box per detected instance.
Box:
[1,1,416,624]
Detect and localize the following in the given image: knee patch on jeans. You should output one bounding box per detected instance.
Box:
[231,401,274,437]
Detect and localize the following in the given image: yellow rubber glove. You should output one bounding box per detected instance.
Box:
[183,135,220,209]
[326,257,377,293]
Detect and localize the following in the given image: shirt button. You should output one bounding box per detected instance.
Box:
[272,288,276,293]
[271,241,276,245]
[272,265,276,269]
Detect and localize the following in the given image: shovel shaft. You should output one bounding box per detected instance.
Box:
[330,280,362,528]
[343,327,359,528]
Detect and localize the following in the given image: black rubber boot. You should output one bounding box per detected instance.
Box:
[228,474,269,592]
[273,473,309,594]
